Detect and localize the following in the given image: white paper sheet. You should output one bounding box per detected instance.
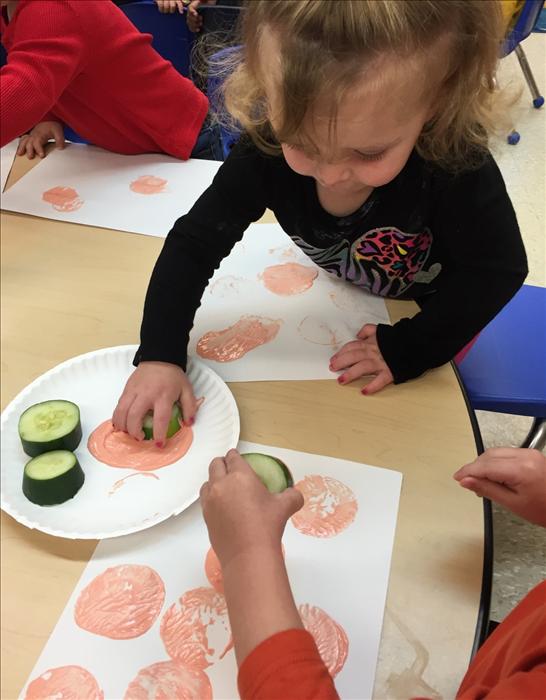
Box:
[0,144,221,236]
[188,223,390,381]
[20,441,402,700]
[0,139,18,193]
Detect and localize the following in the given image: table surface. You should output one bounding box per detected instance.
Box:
[1,152,484,700]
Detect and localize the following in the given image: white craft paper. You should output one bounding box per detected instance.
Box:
[20,441,402,700]
[0,139,18,192]
[0,144,221,236]
[188,223,390,381]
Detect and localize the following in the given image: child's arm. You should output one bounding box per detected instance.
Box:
[376,156,527,384]
[0,2,85,147]
[200,450,340,700]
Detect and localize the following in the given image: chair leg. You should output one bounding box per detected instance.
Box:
[521,418,546,451]
[514,44,545,108]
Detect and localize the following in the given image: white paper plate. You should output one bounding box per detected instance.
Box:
[1,346,239,539]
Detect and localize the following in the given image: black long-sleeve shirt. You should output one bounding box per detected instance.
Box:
[135,138,528,383]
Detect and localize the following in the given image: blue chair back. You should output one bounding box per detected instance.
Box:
[503,0,545,55]
[457,285,546,417]
[119,0,194,76]
[207,45,242,159]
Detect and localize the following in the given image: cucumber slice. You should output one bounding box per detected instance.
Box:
[22,450,85,506]
[142,403,183,440]
[18,400,82,457]
[242,453,294,493]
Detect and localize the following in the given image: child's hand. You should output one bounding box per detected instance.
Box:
[329,323,394,395]
[17,121,65,160]
[454,448,546,527]
[155,0,184,13]
[112,361,198,445]
[200,450,304,569]
[186,0,216,32]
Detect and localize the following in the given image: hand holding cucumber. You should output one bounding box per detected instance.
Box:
[200,450,303,570]
[112,361,198,445]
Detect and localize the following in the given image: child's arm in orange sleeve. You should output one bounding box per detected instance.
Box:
[0,3,85,146]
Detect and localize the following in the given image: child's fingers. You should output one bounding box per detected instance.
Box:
[453,457,519,487]
[112,392,136,432]
[226,449,252,474]
[25,140,36,159]
[16,137,28,156]
[330,347,368,371]
[330,340,365,365]
[152,398,176,446]
[36,140,46,158]
[356,323,377,340]
[199,481,210,502]
[337,359,379,385]
[209,456,227,482]
[276,487,304,519]
[180,378,197,426]
[458,475,517,508]
[361,369,393,395]
[126,398,152,440]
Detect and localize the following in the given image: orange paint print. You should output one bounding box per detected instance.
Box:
[108,471,160,495]
[42,186,83,212]
[196,315,281,362]
[298,316,342,346]
[130,175,168,195]
[160,587,232,670]
[204,548,223,594]
[74,564,165,639]
[25,665,104,700]
[124,661,212,700]
[291,475,358,537]
[299,603,349,677]
[261,263,318,296]
[88,421,193,470]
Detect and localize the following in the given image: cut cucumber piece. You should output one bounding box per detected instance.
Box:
[22,450,85,506]
[142,403,183,440]
[18,400,82,457]
[242,453,294,493]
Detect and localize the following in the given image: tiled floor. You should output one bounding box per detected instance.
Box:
[477,32,546,621]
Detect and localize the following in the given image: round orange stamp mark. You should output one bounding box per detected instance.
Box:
[291,474,358,537]
[124,660,212,700]
[299,603,349,678]
[25,665,104,700]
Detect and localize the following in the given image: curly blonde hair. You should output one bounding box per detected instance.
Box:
[219,0,506,171]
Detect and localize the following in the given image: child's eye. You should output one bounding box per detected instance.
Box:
[355,150,386,162]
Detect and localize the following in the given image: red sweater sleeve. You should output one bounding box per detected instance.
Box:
[0,1,85,146]
[238,629,339,700]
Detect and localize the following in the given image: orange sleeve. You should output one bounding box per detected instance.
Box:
[238,629,340,700]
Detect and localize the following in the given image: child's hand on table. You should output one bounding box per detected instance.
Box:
[329,323,394,395]
[155,0,185,13]
[454,447,546,527]
[112,361,197,445]
[17,121,65,159]
[200,450,303,570]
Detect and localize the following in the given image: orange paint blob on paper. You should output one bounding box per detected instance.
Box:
[299,603,349,677]
[261,263,318,296]
[196,315,281,363]
[42,186,83,212]
[25,665,104,700]
[160,587,232,670]
[130,175,168,195]
[88,421,193,470]
[124,660,212,700]
[291,475,358,537]
[74,564,165,639]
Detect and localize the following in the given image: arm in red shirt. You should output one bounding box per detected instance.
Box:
[0,1,85,146]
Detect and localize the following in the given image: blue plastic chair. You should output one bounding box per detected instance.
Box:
[503,0,545,145]
[456,285,546,450]
[207,45,242,160]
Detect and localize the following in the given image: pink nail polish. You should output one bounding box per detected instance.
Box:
[155,441,164,448]
[361,387,369,395]
[184,417,195,427]
[338,376,345,384]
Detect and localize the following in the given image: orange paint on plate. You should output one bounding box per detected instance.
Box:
[74,564,165,639]
[108,471,160,495]
[124,660,212,700]
[25,665,104,700]
[196,315,281,362]
[291,475,358,537]
[42,186,83,212]
[299,603,349,677]
[261,263,318,295]
[88,421,193,470]
[130,175,168,195]
[160,587,232,670]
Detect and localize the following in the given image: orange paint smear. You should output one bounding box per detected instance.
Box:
[42,186,83,212]
[124,661,212,700]
[291,475,358,537]
[160,587,232,670]
[25,665,104,700]
[196,315,281,362]
[130,175,168,195]
[298,316,342,346]
[204,548,224,594]
[88,421,193,470]
[261,263,318,296]
[74,564,165,640]
[108,472,160,495]
[299,603,349,677]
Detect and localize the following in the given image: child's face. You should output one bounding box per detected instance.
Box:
[262,35,443,194]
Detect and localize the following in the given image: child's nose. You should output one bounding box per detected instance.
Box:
[315,162,351,187]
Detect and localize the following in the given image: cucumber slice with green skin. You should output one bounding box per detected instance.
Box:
[22,450,85,506]
[142,403,183,440]
[18,400,82,457]
[242,453,294,493]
